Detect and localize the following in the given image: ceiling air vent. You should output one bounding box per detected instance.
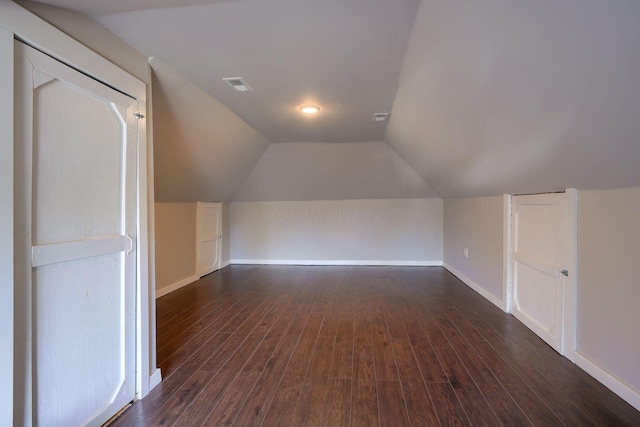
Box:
[222,77,253,92]
[373,113,389,122]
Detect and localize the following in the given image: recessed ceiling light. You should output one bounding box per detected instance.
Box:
[299,104,320,114]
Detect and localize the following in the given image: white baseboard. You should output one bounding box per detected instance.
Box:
[221,259,232,269]
[155,274,198,299]
[444,264,640,412]
[149,368,162,392]
[573,351,640,411]
[443,263,504,310]
[230,259,443,267]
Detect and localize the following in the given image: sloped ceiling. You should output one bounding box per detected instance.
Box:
[26,0,640,201]
[387,0,640,198]
[233,141,438,201]
[151,58,270,202]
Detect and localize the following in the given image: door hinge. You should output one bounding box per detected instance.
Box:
[560,269,569,277]
[133,112,145,119]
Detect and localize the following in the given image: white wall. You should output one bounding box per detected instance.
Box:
[232,141,438,201]
[443,197,504,307]
[154,203,197,297]
[230,199,443,265]
[576,187,640,406]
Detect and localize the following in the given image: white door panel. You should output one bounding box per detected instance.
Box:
[16,41,137,426]
[514,262,560,331]
[31,68,126,244]
[196,202,222,277]
[33,254,128,427]
[511,193,564,352]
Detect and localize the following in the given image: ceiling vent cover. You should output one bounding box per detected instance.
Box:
[373,113,389,122]
[222,77,253,92]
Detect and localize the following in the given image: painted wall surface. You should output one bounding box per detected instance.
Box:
[230,199,443,264]
[577,187,640,395]
[232,141,438,201]
[443,197,504,303]
[154,203,196,292]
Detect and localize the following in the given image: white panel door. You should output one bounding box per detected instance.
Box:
[196,202,222,277]
[511,193,565,352]
[15,42,137,427]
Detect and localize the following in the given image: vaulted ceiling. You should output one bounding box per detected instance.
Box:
[25,0,640,201]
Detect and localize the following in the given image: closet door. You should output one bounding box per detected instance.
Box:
[15,41,138,426]
[196,202,222,277]
[511,192,565,353]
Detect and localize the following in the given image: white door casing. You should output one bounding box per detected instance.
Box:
[15,41,137,426]
[510,192,568,353]
[196,202,222,277]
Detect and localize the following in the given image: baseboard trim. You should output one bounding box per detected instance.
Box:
[149,368,162,392]
[155,274,198,299]
[221,259,232,269]
[573,351,640,411]
[443,263,504,310]
[230,259,443,267]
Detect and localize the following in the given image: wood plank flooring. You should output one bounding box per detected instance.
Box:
[112,266,640,426]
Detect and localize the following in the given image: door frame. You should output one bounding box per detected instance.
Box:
[503,189,578,360]
[0,24,15,426]
[0,3,157,423]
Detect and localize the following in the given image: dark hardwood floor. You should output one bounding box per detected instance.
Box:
[112,265,640,426]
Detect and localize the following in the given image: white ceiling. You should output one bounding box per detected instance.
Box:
[24,0,640,200]
[91,0,420,143]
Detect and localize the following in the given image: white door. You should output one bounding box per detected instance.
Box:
[511,193,565,353]
[196,202,222,277]
[15,41,138,426]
